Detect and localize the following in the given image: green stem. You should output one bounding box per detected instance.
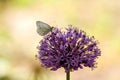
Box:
[66,71,70,80]
[34,72,38,80]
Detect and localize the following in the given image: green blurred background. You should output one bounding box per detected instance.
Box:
[0,0,120,80]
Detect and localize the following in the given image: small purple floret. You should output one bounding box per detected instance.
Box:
[37,26,101,72]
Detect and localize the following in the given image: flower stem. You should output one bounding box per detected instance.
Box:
[66,71,70,80]
[34,73,37,80]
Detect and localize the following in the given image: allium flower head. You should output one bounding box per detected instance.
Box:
[37,26,101,72]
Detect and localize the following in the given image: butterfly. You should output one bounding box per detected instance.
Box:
[36,21,54,36]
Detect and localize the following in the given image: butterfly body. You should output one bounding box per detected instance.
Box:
[36,21,54,36]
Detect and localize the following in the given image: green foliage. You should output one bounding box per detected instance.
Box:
[11,0,36,7]
[0,76,11,80]
[0,26,11,42]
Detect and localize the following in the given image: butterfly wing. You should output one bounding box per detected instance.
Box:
[36,21,53,36]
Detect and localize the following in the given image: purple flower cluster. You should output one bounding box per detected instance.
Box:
[37,26,101,72]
